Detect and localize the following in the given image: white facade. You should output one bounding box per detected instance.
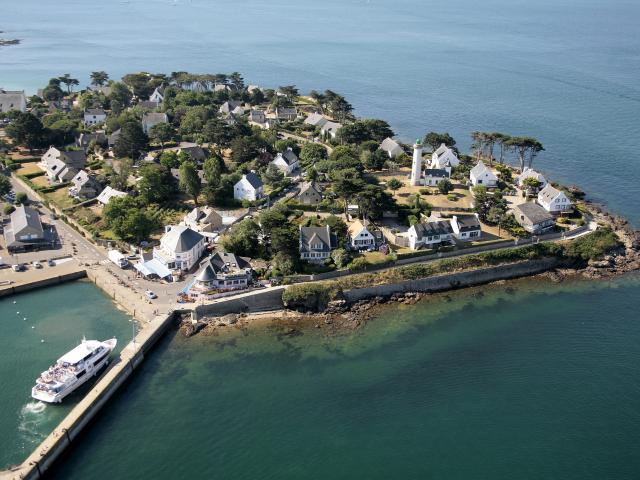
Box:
[450,215,482,241]
[270,150,299,176]
[83,110,106,126]
[233,174,264,201]
[380,137,403,158]
[410,141,423,186]
[470,160,498,187]
[347,221,376,250]
[430,143,460,169]
[537,184,572,213]
[149,87,165,104]
[517,168,548,188]
[321,121,342,139]
[407,221,453,250]
[153,225,206,271]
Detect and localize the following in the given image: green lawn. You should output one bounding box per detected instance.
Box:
[44,188,76,210]
[16,162,42,176]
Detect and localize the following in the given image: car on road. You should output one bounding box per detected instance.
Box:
[47,259,56,267]
[12,264,26,272]
[32,261,43,269]
[145,290,157,300]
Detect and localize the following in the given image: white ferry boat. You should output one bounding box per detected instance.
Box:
[32,338,117,404]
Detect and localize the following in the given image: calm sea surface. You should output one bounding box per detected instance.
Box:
[1,0,640,477]
[0,281,133,468]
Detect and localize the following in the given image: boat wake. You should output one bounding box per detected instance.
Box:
[22,401,47,415]
[18,402,47,442]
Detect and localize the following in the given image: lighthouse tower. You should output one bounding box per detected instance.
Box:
[410,139,423,186]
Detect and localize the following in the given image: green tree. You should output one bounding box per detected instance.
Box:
[202,154,224,189]
[42,81,65,102]
[0,175,12,197]
[15,192,28,205]
[220,218,262,258]
[230,136,258,164]
[179,161,202,205]
[159,151,180,169]
[437,179,453,195]
[149,122,174,150]
[299,143,328,168]
[423,132,456,151]
[5,113,47,151]
[90,71,109,86]
[58,74,79,94]
[274,138,300,156]
[331,248,351,268]
[109,82,133,113]
[114,120,148,159]
[137,164,173,205]
[262,163,284,188]
[387,178,403,193]
[278,85,299,102]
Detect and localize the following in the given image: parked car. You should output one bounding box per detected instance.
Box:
[145,290,157,300]
[47,259,56,267]
[12,264,25,272]
[32,261,42,269]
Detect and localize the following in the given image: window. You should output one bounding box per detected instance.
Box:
[470,231,479,238]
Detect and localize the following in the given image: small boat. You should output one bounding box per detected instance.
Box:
[31,338,117,404]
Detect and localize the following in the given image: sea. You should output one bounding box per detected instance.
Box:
[1,0,640,478]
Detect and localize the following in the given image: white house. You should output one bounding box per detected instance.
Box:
[0,89,27,113]
[189,252,253,296]
[182,206,223,233]
[512,202,555,234]
[299,225,336,262]
[69,170,101,199]
[470,160,498,187]
[537,184,572,214]
[248,109,266,125]
[270,148,299,176]
[153,225,206,271]
[276,107,297,121]
[321,121,342,139]
[97,186,127,205]
[423,168,451,187]
[430,143,460,169]
[408,220,453,250]
[450,214,482,241]
[233,172,264,201]
[149,86,165,104]
[347,220,376,250]
[380,137,404,158]
[142,112,168,134]
[83,108,107,126]
[516,168,547,188]
[304,113,329,128]
[39,147,87,183]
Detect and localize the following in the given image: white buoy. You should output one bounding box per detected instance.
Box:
[31,326,35,329]
[16,311,20,314]
[41,339,45,343]
[13,301,17,304]
[23,317,27,320]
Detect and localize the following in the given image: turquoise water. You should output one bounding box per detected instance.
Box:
[0,281,133,468]
[49,275,640,479]
[2,0,639,223]
[2,0,640,477]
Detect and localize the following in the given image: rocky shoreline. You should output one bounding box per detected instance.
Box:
[179,201,639,339]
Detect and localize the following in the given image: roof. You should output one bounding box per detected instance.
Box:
[220,101,243,113]
[142,112,168,124]
[517,167,546,185]
[304,113,329,127]
[453,215,481,232]
[470,160,496,179]
[513,202,554,224]
[138,100,159,110]
[276,107,297,115]
[433,143,450,158]
[299,181,322,197]
[10,205,43,237]
[97,186,127,204]
[161,225,204,254]
[84,108,106,116]
[412,220,452,238]
[424,168,449,178]
[135,258,172,278]
[299,225,336,253]
[58,340,105,365]
[321,121,342,133]
[195,252,252,281]
[241,172,263,189]
[274,148,298,166]
[0,90,26,111]
[73,169,97,187]
[538,184,563,202]
[380,137,401,153]
[347,220,372,237]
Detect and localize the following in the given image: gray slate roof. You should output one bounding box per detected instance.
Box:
[84,108,106,116]
[424,168,449,178]
[513,202,554,224]
[538,184,563,202]
[244,171,263,189]
[454,215,481,232]
[163,225,204,253]
[11,205,43,238]
[299,226,336,253]
[413,220,452,237]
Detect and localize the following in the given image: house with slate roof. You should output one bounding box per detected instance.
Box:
[470,160,498,187]
[450,214,482,241]
[248,109,266,125]
[407,220,453,250]
[304,113,329,128]
[182,206,223,233]
[512,202,555,234]
[430,143,460,169]
[320,121,342,139]
[297,181,323,205]
[3,205,54,252]
[234,172,264,201]
[423,168,451,187]
[97,186,128,205]
[39,147,87,183]
[190,252,253,295]
[516,167,547,189]
[83,108,107,126]
[270,147,299,176]
[154,225,206,271]
[69,170,101,200]
[380,138,404,158]
[347,220,377,251]
[75,131,107,151]
[537,184,572,214]
[0,89,27,113]
[149,86,165,104]
[276,107,298,121]
[219,101,243,115]
[142,112,168,134]
[299,225,337,262]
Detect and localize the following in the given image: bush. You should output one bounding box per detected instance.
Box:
[282,283,334,312]
[447,194,457,201]
[15,192,27,204]
[348,257,370,272]
[3,203,15,215]
[563,228,620,260]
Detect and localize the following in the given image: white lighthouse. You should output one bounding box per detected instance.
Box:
[410,139,423,186]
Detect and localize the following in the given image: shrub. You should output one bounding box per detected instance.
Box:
[282,282,334,312]
[15,192,27,204]
[563,228,620,260]
[3,203,15,215]
[348,257,370,272]
[447,194,457,201]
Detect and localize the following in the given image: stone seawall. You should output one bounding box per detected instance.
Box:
[0,270,87,298]
[195,286,286,318]
[341,258,560,303]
